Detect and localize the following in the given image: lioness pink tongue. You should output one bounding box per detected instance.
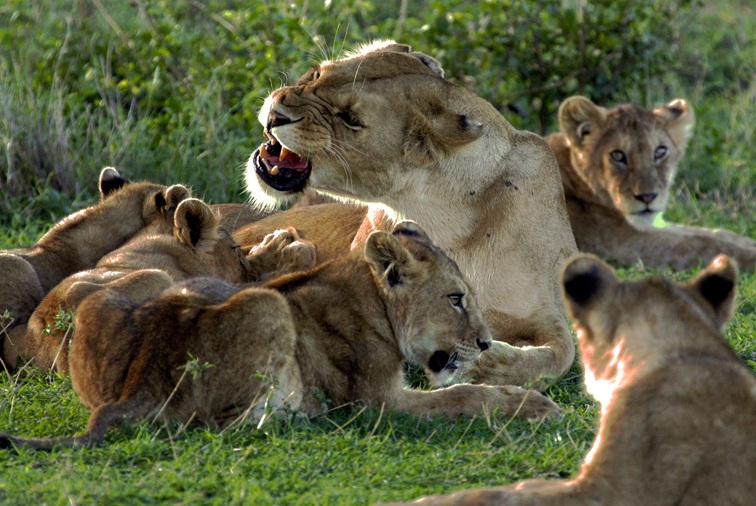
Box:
[260,144,308,175]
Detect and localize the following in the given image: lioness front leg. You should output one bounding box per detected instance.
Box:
[390,384,562,421]
[379,481,584,506]
[459,314,575,389]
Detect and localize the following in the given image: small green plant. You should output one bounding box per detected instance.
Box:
[42,308,75,337]
[177,353,214,380]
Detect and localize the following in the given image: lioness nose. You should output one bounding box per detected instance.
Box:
[267,110,294,131]
[634,193,658,204]
[476,338,491,351]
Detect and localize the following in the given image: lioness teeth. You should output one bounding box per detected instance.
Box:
[280,147,291,160]
[270,165,280,176]
[260,145,270,159]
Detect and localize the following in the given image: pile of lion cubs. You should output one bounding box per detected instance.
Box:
[2,41,754,505]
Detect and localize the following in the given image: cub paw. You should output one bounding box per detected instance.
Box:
[248,227,318,281]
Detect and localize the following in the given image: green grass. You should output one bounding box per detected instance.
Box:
[0,267,753,506]
[1,0,755,504]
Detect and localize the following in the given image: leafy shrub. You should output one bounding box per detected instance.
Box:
[0,0,744,227]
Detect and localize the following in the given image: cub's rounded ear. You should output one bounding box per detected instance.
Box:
[391,220,431,242]
[561,254,618,316]
[558,96,606,149]
[155,184,192,215]
[173,198,220,250]
[686,255,738,330]
[365,231,423,290]
[653,98,695,153]
[99,167,130,198]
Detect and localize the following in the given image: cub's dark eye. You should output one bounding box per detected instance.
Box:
[336,110,363,129]
[654,146,668,161]
[610,150,627,164]
[448,293,464,309]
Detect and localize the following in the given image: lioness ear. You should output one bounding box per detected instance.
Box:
[653,98,694,154]
[558,96,606,149]
[173,198,220,250]
[99,167,130,198]
[685,255,737,330]
[365,231,424,290]
[562,253,618,318]
[408,51,444,78]
[404,109,484,166]
[369,42,445,77]
[155,184,192,216]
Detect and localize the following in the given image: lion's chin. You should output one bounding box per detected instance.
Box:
[244,152,302,210]
[625,210,663,230]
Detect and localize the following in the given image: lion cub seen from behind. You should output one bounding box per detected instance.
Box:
[0,222,562,450]
[392,253,755,506]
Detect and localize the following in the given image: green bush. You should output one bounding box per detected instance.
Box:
[1,0,750,227]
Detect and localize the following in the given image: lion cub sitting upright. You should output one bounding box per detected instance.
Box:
[393,253,755,505]
[0,222,561,450]
[547,96,755,271]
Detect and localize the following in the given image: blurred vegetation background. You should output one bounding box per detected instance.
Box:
[0,0,753,236]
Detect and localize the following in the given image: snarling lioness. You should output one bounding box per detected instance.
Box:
[0,167,190,333]
[385,254,755,506]
[0,222,562,450]
[241,41,578,387]
[547,96,756,271]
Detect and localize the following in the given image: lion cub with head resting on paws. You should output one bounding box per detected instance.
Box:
[387,253,755,506]
[0,222,561,450]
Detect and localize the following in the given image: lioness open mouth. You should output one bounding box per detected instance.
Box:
[252,135,311,193]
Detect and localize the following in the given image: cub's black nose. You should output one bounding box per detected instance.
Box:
[634,192,658,204]
[477,338,491,351]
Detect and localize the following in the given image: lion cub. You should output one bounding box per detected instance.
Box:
[0,222,561,450]
[547,96,755,271]
[389,254,755,505]
[3,198,315,374]
[0,167,190,331]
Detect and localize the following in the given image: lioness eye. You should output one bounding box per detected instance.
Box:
[654,146,667,160]
[610,150,627,164]
[448,293,464,309]
[336,110,363,129]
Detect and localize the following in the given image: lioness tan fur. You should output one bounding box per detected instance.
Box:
[0,167,190,332]
[241,41,578,387]
[3,199,314,374]
[0,222,562,450]
[547,96,756,270]
[385,254,756,506]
